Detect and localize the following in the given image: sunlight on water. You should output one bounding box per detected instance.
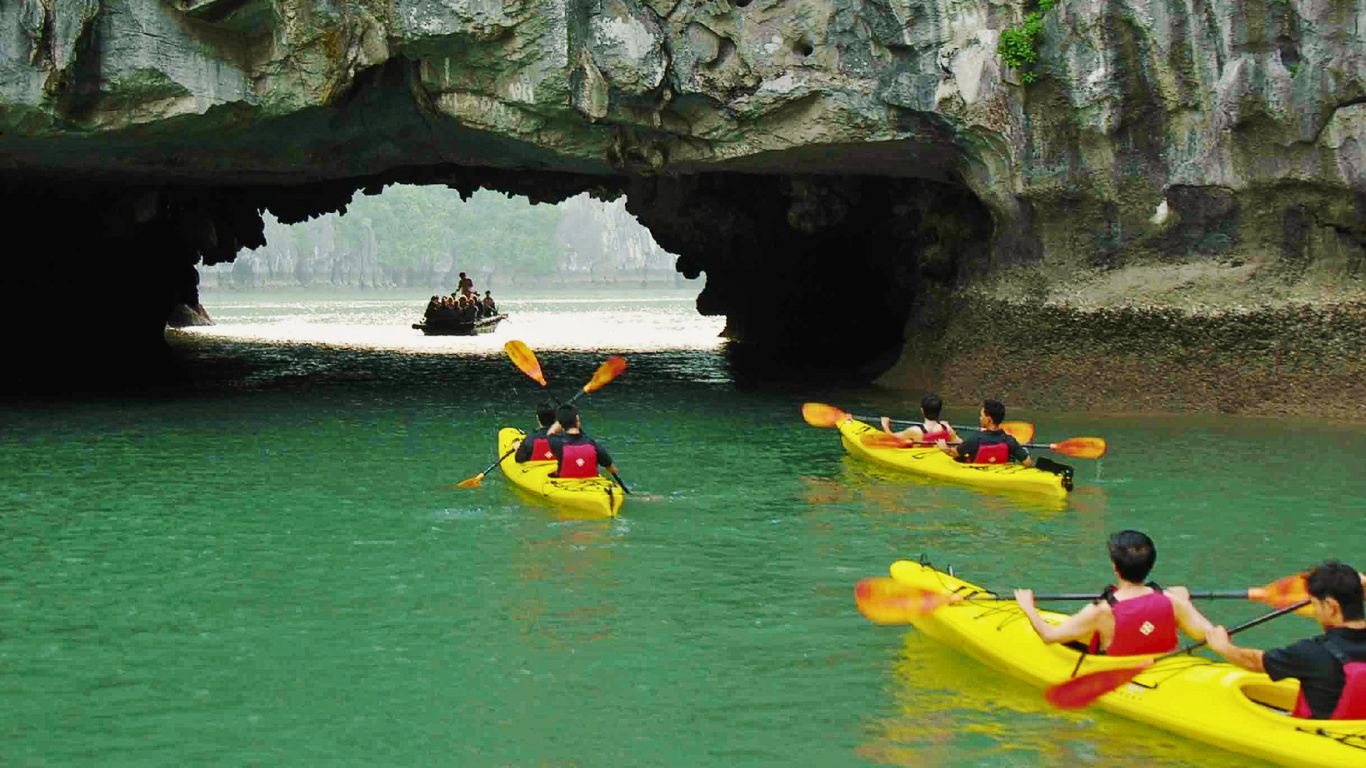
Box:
[188,290,726,352]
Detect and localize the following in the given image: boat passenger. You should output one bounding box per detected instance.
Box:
[458,272,474,296]
[1013,530,1214,655]
[482,291,497,317]
[514,400,562,463]
[937,399,1028,465]
[425,295,441,319]
[548,403,622,484]
[880,393,960,445]
[1207,561,1366,720]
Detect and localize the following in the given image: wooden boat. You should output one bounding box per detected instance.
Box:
[411,313,507,336]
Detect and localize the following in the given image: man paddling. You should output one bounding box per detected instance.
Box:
[548,403,622,484]
[880,394,961,446]
[937,399,1029,465]
[1207,561,1366,719]
[1014,530,1215,654]
[514,400,561,463]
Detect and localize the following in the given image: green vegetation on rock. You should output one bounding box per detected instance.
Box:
[998,0,1058,85]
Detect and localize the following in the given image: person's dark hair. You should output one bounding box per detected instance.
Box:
[1108,530,1157,582]
[920,394,943,420]
[1307,561,1365,621]
[459,272,466,277]
[555,403,579,430]
[536,400,557,428]
[982,399,1005,427]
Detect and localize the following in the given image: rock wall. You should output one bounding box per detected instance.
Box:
[0,0,1363,407]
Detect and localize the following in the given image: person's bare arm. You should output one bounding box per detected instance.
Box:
[1207,626,1267,673]
[1015,590,1102,645]
[1167,587,1213,642]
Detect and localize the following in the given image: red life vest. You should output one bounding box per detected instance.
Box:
[921,421,952,443]
[558,442,599,479]
[1291,639,1366,719]
[530,437,554,461]
[973,442,1010,464]
[1087,588,1178,655]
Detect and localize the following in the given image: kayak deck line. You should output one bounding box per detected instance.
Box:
[884,558,1366,766]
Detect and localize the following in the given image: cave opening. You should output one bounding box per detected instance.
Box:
[0,163,995,393]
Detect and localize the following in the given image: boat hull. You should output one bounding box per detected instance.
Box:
[413,314,507,336]
[887,559,1366,767]
[837,418,1069,498]
[496,428,623,518]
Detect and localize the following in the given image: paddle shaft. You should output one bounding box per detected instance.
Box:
[849,413,992,433]
[1030,590,1252,601]
[1153,599,1311,662]
[474,447,516,481]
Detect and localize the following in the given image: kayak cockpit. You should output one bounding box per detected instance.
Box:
[1241,682,1296,714]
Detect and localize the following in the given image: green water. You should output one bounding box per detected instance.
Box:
[3,297,1365,766]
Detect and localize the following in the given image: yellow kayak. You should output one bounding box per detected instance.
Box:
[837,418,1069,498]
[887,558,1366,766]
[497,427,624,518]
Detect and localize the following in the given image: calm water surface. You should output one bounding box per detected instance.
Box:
[3,290,1364,766]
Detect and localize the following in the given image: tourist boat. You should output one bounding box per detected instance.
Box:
[411,313,507,336]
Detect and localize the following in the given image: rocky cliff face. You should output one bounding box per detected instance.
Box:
[1,0,1362,407]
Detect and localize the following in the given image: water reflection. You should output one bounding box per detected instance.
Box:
[858,632,1252,767]
[832,456,1078,518]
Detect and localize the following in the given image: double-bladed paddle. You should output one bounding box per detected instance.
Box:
[451,348,629,490]
[801,402,1036,444]
[858,431,1108,460]
[1044,599,1311,709]
[853,573,1312,625]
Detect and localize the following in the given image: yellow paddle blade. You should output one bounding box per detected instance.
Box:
[1001,421,1035,444]
[801,402,850,428]
[855,577,959,624]
[1049,437,1107,459]
[455,474,485,489]
[860,433,917,449]
[504,340,546,387]
[583,355,627,394]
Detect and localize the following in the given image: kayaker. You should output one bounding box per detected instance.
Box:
[1207,561,1366,719]
[547,403,622,483]
[1013,530,1214,654]
[880,393,961,445]
[514,400,561,463]
[937,399,1029,465]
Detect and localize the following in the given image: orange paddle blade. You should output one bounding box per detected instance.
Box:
[801,402,850,428]
[854,577,959,624]
[1045,661,1152,709]
[1048,437,1107,459]
[1001,421,1035,444]
[1250,573,1311,616]
[583,355,627,394]
[860,433,918,449]
[504,340,546,387]
[455,474,485,489]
